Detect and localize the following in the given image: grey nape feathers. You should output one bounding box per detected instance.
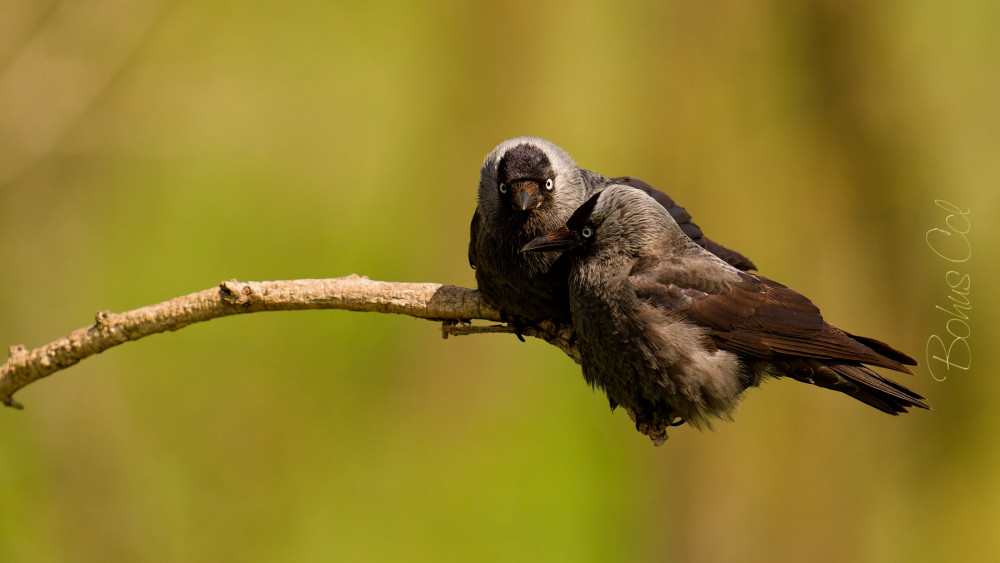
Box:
[522,185,928,445]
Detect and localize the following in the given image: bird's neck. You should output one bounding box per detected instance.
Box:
[572,253,633,293]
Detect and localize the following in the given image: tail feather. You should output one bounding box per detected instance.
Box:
[778,358,930,414]
[827,363,929,414]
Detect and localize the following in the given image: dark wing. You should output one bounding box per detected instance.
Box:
[612,176,757,271]
[468,208,480,269]
[631,261,927,413]
[678,271,915,371]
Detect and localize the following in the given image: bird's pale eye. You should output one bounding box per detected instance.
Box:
[545,178,554,190]
[581,226,594,238]
[499,182,507,194]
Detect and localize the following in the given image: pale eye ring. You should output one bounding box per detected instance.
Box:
[545,178,554,190]
[581,226,594,238]
[499,182,507,194]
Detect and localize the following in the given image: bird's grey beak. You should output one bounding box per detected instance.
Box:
[520,226,580,253]
[511,180,543,211]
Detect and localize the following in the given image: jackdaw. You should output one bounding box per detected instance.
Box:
[522,185,928,445]
[468,137,754,326]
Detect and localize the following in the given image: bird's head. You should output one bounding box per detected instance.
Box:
[521,185,682,258]
[477,137,586,222]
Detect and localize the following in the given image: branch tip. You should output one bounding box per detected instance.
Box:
[3,396,24,410]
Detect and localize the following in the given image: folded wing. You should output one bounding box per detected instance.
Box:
[630,258,928,413]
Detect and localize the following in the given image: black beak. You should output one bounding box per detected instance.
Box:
[520,226,581,253]
[511,180,543,211]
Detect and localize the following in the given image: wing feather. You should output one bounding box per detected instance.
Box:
[631,263,916,374]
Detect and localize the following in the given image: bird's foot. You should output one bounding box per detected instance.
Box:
[499,312,528,342]
[625,406,682,446]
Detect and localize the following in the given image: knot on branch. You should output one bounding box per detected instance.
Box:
[8,344,28,362]
[95,310,113,327]
[219,280,262,308]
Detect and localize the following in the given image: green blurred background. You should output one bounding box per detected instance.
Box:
[1,1,996,561]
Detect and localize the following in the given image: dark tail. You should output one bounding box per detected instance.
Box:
[828,363,929,414]
[778,358,930,414]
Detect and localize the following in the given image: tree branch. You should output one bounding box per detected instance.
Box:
[0,275,578,409]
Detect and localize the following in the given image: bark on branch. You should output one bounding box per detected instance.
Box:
[0,275,578,409]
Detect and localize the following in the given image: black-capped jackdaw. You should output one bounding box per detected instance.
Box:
[469,137,754,326]
[522,185,928,445]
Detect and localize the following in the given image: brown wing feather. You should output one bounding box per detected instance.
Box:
[681,272,915,373]
[843,332,918,366]
[631,262,917,375]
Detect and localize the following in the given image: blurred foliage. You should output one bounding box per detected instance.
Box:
[0,1,997,562]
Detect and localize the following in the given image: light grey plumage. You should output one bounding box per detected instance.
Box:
[469,137,754,325]
[522,186,928,445]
